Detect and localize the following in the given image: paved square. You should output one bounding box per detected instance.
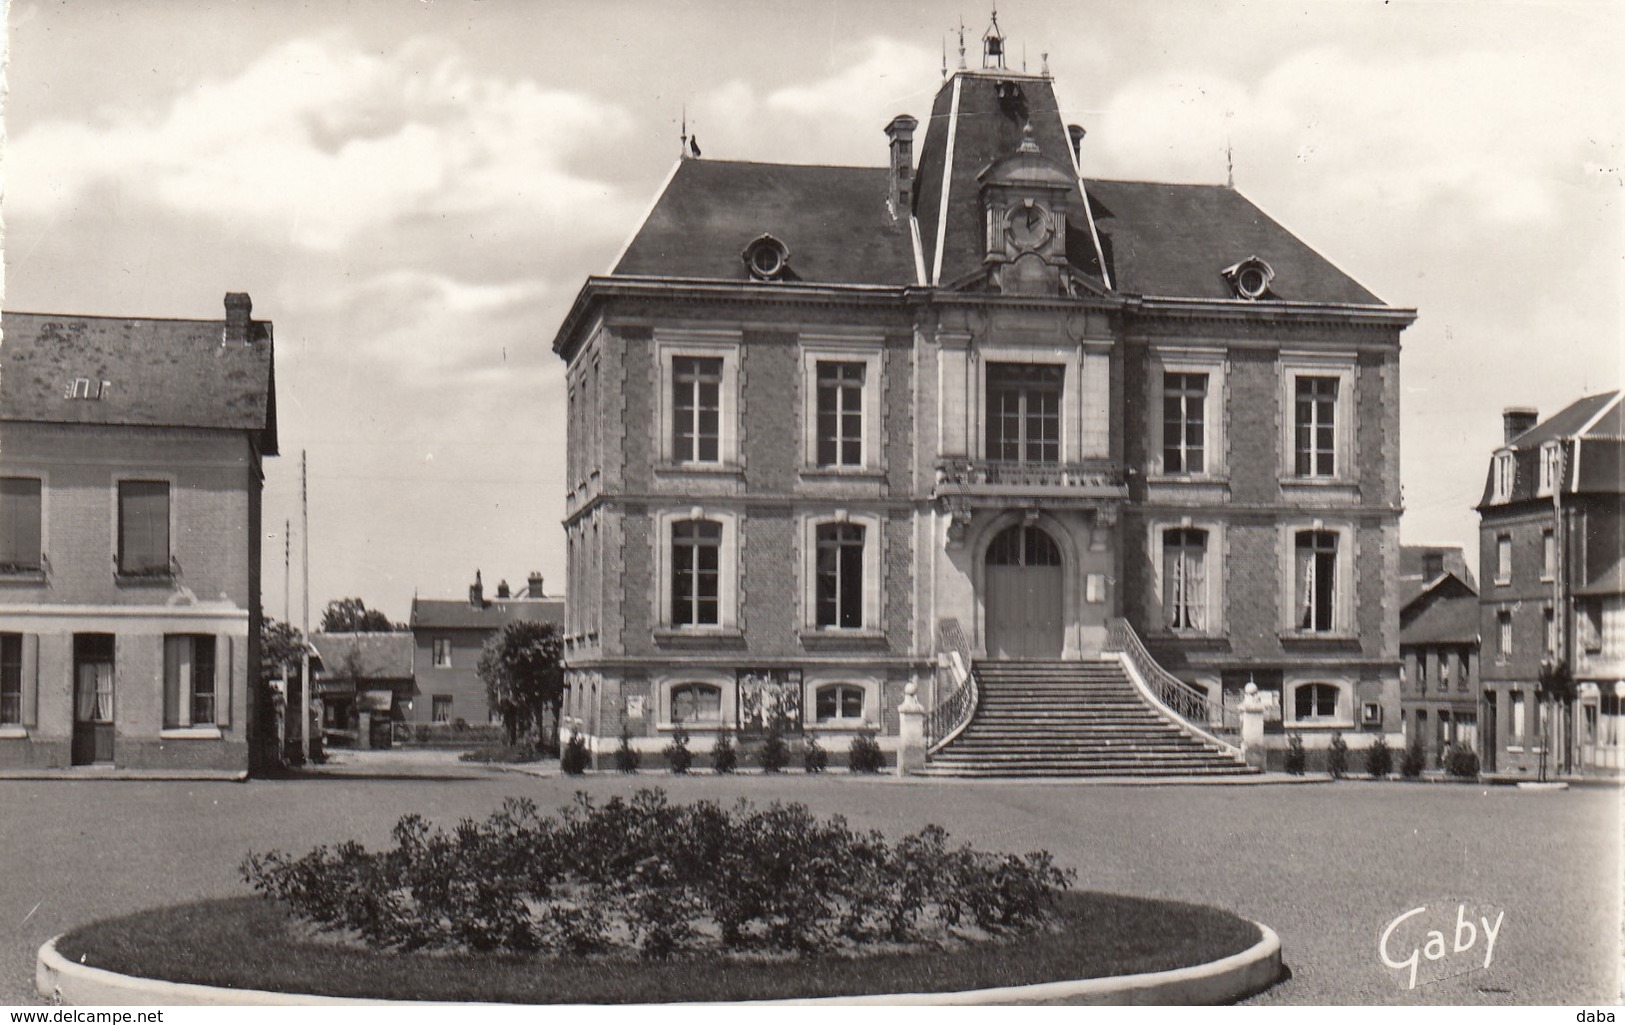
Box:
[2,773,1617,1005]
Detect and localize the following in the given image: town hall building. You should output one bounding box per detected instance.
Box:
[549,24,1415,773]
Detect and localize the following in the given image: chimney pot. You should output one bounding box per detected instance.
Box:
[224,292,252,344]
[470,570,484,608]
[527,572,545,598]
[884,114,918,220]
[1503,407,1539,446]
[496,579,511,599]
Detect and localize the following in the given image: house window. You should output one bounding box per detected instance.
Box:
[986,363,1062,464]
[1439,656,1452,691]
[815,362,865,467]
[1497,610,1513,658]
[0,478,43,572]
[671,683,723,724]
[1538,442,1561,496]
[671,519,722,627]
[672,356,723,464]
[1542,529,1556,581]
[1417,654,1428,691]
[1293,531,1339,632]
[1162,528,1207,631]
[118,480,170,575]
[1580,600,1603,653]
[1511,690,1525,739]
[1162,373,1206,474]
[815,523,866,629]
[1543,606,1556,655]
[1496,535,1512,585]
[1294,683,1339,720]
[162,635,216,728]
[814,684,866,723]
[432,638,452,668]
[432,695,452,724]
[1492,452,1514,503]
[1293,377,1338,477]
[0,634,20,725]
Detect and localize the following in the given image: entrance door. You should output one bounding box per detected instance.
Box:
[72,635,115,766]
[984,524,1064,658]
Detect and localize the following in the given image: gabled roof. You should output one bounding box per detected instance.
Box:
[310,632,415,680]
[1397,546,1478,604]
[411,596,565,632]
[1400,592,1480,646]
[0,306,278,454]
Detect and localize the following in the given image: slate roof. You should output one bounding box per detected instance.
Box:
[411,597,565,632]
[310,632,416,680]
[0,308,278,453]
[1397,546,1477,605]
[1478,391,1623,507]
[1575,559,1625,598]
[1400,593,1480,646]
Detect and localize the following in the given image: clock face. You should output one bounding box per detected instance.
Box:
[1008,201,1052,250]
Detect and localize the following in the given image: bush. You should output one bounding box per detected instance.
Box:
[663,725,693,775]
[1365,735,1394,779]
[803,734,828,774]
[759,718,789,774]
[561,731,590,776]
[1326,732,1349,779]
[242,788,1076,959]
[459,742,542,764]
[710,727,737,774]
[1400,740,1426,779]
[615,725,641,774]
[1283,733,1306,775]
[849,733,885,774]
[1444,744,1480,779]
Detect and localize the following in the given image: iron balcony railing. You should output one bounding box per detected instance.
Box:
[935,458,1126,491]
[926,648,979,754]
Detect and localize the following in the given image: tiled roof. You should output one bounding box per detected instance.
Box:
[0,309,277,452]
[1400,593,1480,646]
[310,632,416,680]
[411,597,565,632]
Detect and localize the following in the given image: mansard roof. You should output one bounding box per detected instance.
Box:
[1478,390,1623,507]
[0,305,278,454]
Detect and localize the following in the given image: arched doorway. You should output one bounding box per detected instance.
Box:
[984,523,1064,658]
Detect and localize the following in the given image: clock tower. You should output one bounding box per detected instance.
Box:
[979,122,1077,295]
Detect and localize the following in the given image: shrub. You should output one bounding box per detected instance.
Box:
[1400,740,1426,779]
[1325,732,1349,779]
[663,724,693,775]
[849,732,885,774]
[615,725,641,774]
[1444,744,1481,779]
[803,734,828,774]
[759,718,789,774]
[1365,735,1394,779]
[710,727,737,774]
[242,789,1075,959]
[561,731,590,776]
[1283,733,1306,775]
[459,742,542,764]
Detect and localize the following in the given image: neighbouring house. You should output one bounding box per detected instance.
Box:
[1398,546,1480,764]
[1477,392,1624,776]
[309,631,415,748]
[408,572,564,727]
[548,19,1414,774]
[0,294,277,775]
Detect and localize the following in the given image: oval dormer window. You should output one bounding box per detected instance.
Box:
[1223,256,1275,301]
[742,234,790,281]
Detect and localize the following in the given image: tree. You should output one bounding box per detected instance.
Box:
[320,597,402,633]
[259,617,306,688]
[477,620,565,748]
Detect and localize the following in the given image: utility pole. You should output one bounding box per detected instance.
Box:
[300,451,311,764]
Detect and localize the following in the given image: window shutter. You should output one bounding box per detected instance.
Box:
[217,634,234,728]
[20,634,38,727]
[163,636,185,728]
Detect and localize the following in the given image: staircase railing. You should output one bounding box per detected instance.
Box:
[927,621,979,755]
[1104,618,1242,756]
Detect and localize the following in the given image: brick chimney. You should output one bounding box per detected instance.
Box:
[1503,407,1539,446]
[469,570,484,608]
[1422,551,1445,580]
[496,579,511,599]
[527,572,545,598]
[224,292,252,344]
[1067,124,1087,166]
[884,115,918,219]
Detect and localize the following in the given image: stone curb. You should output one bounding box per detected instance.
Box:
[37,923,1282,1006]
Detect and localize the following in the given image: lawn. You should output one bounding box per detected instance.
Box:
[55,891,1263,1003]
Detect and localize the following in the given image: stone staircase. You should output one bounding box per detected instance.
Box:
[924,659,1258,778]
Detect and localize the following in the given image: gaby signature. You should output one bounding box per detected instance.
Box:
[1379,903,1506,990]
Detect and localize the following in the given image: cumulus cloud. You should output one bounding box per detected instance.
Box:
[7,33,640,251]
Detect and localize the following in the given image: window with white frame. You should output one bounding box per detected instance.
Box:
[1538,442,1561,496]
[1162,373,1207,475]
[0,634,21,725]
[813,683,866,723]
[815,362,865,467]
[1496,534,1512,585]
[1293,682,1339,721]
[432,638,452,668]
[0,478,43,573]
[1542,529,1556,581]
[658,332,740,468]
[1162,528,1207,631]
[1293,530,1340,632]
[1492,452,1515,503]
[986,363,1063,464]
[1293,377,1339,477]
[671,519,722,627]
[670,682,723,724]
[672,356,723,464]
[815,523,865,629]
[801,342,882,471]
[162,635,217,728]
[432,695,452,724]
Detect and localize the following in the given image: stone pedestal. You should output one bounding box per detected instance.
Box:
[1239,682,1267,769]
[896,683,926,776]
[358,712,372,750]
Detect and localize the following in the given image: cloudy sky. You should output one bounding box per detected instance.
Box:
[3,0,1619,624]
